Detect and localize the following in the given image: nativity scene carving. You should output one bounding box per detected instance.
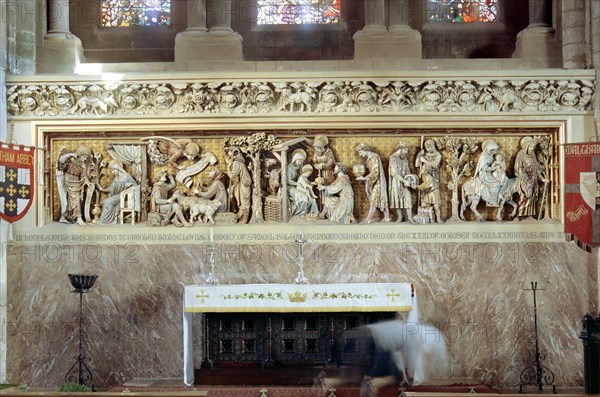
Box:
[49,131,556,226]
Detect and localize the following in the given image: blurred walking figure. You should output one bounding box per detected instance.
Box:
[314,300,449,397]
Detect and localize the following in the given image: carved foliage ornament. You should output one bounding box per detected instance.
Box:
[6,79,594,117]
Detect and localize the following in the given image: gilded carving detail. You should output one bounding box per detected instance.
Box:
[47,130,559,226]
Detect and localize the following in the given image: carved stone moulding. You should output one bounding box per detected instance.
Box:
[6,76,595,117]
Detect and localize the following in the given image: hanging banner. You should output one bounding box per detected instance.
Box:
[0,143,35,223]
[564,142,600,249]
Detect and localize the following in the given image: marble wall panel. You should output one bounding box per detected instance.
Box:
[6,241,597,389]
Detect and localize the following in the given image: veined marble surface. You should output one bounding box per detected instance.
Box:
[5,240,597,388]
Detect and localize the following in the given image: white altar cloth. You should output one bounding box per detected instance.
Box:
[183,283,413,385]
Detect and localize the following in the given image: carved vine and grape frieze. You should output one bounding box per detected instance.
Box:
[8,78,594,117]
[46,128,559,227]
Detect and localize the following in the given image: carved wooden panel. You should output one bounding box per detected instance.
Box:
[207,314,269,365]
[205,312,394,368]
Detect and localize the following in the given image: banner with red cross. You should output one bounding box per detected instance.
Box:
[0,143,35,223]
[563,142,600,249]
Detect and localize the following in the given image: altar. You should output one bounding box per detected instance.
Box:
[183,283,414,385]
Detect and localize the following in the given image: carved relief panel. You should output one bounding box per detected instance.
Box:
[44,127,560,226]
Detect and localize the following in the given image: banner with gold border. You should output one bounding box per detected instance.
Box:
[564,142,600,249]
[0,143,35,223]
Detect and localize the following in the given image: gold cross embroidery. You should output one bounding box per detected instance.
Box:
[196,290,209,304]
[5,169,17,182]
[386,288,401,302]
[5,200,16,212]
[6,184,16,197]
[19,186,30,198]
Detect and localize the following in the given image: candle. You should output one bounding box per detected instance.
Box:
[210,227,214,243]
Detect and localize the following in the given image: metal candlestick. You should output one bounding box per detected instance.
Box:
[293,229,309,284]
[65,274,98,391]
[205,241,220,285]
[518,281,556,393]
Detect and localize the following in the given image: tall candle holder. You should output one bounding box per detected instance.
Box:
[518,281,556,393]
[205,228,220,285]
[65,274,98,391]
[293,229,309,284]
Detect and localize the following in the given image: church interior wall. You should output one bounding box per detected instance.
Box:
[70,0,188,63]
[2,0,600,391]
[1,107,597,388]
[413,0,529,59]
[4,0,41,75]
[67,0,528,64]
[5,235,597,388]
[234,0,363,61]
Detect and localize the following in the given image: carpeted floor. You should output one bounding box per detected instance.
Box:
[107,383,500,396]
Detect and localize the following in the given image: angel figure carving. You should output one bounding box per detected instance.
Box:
[141,136,217,189]
[142,136,200,170]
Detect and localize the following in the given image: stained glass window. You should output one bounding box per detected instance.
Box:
[426,0,498,23]
[102,0,171,27]
[257,0,341,25]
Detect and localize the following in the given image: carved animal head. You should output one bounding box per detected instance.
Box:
[172,189,184,200]
[209,200,222,211]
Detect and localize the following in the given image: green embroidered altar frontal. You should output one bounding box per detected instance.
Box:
[184,283,414,313]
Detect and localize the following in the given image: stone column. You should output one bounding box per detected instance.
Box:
[40,0,86,72]
[528,0,551,28]
[207,0,234,36]
[513,0,561,67]
[175,0,242,62]
[175,0,208,61]
[388,0,410,30]
[354,0,387,58]
[183,0,208,36]
[387,0,421,58]
[561,0,587,69]
[354,0,422,59]
[362,0,387,34]
[592,0,600,69]
[46,0,71,37]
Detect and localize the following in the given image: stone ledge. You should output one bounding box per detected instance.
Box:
[10,221,567,244]
[10,67,595,82]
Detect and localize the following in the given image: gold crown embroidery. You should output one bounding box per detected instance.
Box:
[287,291,308,303]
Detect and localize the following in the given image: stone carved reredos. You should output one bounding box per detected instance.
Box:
[6,78,595,117]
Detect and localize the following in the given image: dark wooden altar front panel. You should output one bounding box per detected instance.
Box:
[198,312,394,385]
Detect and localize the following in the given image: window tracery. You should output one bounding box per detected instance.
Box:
[257,0,341,25]
[101,0,171,27]
[426,0,498,23]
